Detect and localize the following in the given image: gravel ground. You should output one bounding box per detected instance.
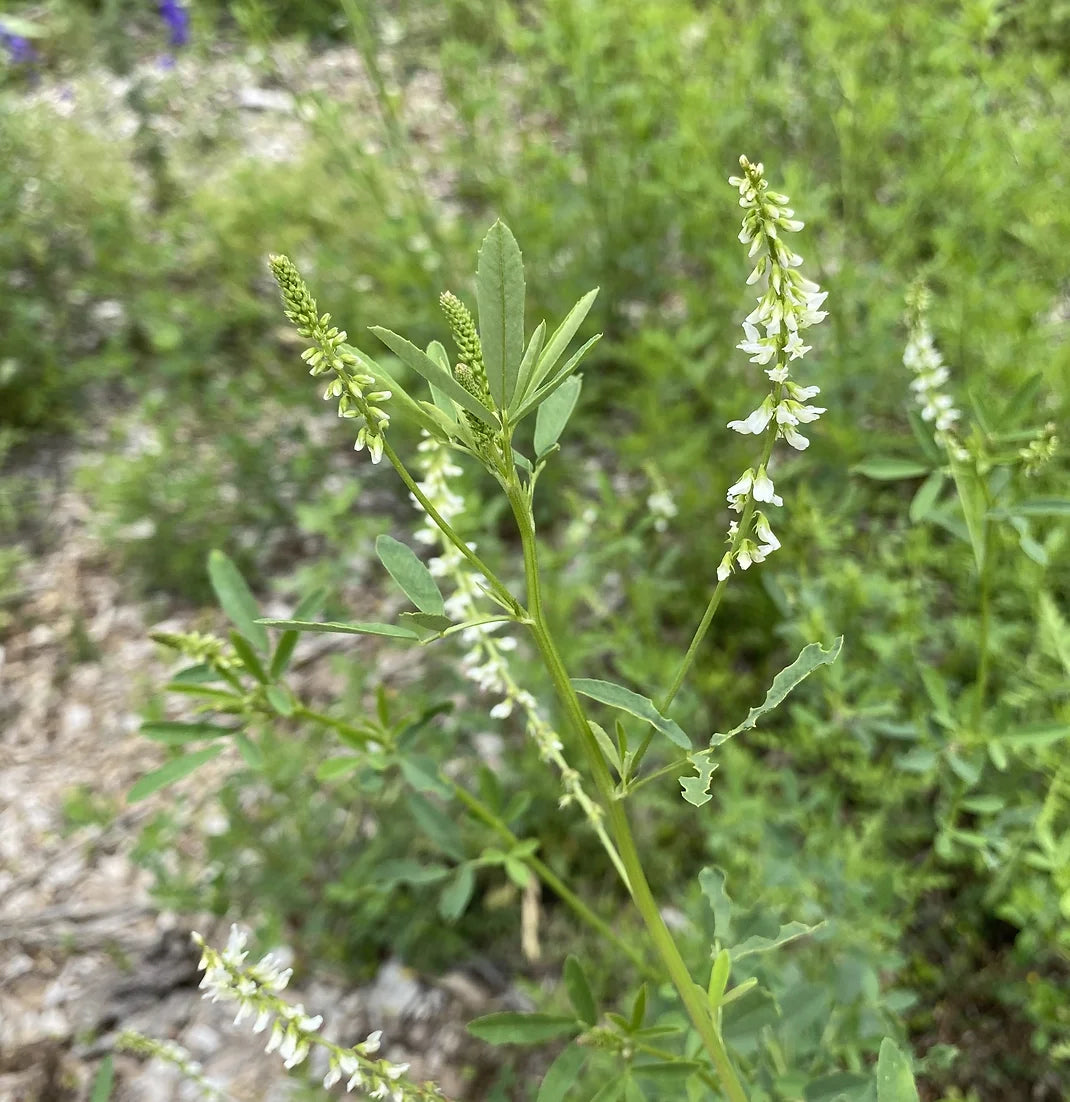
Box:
[0,36,518,1101]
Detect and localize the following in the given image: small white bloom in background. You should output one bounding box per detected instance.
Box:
[188,929,443,1100]
[646,468,678,532]
[718,155,828,582]
[903,283,968,460]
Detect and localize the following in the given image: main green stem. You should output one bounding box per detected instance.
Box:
[504,475,748,1102]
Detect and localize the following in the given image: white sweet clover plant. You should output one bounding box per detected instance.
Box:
[127,157,924,1101]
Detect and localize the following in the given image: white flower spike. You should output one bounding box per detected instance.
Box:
[719,155,827,581]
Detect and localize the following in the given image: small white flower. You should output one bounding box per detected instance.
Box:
[751,466,783,507]
[728,401,774,435]
[716,551,734,581]
[725,469,755,501]
[780,425,810,450]
[754,512,781,553]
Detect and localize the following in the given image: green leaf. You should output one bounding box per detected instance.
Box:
[876,1039,920,1102]
[399,611,454,634]
[909,469,945,523]
[571,679,690,750]
[517,288,599,409]
[230,630,268,683]
[680,753,718,807]
[534,374,583,457]
[629,984,647,1031]
[439,865,476,921]
[370,326,497,425]
[476,220,526,408]
[992,722,1070,748]
[708,637,844,748]
[990,498,1070,518]
[698,867,733,941]
[467,1012,580,1046]
[513,334,601,423]
[376,535,446,615]
[265,684,294,716]
[588,721,622,775]
[207,550,268,653]
[406,792,465,861]
[731,920,821,960]
[256,618,419,640]
[140,721,236,744]
[235,732,262,769]
[315,755,362,782]
[537,1045,588,1102]
[399,756,450,796]
[90,1056,114,1102]
[374,859,451,888]
[947,454,987,572]
[269,588,327,679]
[513,321,547,410]
[564,955,598,1026]
[852,458,931,480]
[354,350,452,440]
[804,1072,872,1101]
[128,746,225,803]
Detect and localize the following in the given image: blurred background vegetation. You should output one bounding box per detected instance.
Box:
[2,0,1069,1098]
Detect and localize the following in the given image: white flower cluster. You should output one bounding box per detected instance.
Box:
[193,927,439,1099]
[903,284,968,461]
[718,156,828,582]
[412,436,615,841]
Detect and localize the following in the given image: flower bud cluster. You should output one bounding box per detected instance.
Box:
[903,284,968,461]
[116,1030,227,1101]
[150,630,239,675]
[718,156,828,582]
[412,436,605,828]
[440,291,499,458]
[270,255,392,463]
[193,927,442,1099]
[1019,422,1058,476]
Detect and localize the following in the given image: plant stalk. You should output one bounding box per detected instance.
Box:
[504,475,748,1102]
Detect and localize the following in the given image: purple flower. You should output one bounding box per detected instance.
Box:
[158,0,190,48]
[0,24,38,64]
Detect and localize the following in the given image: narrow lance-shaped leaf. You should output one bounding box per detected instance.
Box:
[269,587,327,679]
[370,327,497,426]
[511,320,546,413]
[571,678,690,749]
[563,956,598,1026]
[852,458,931,480]
[208,550,268,653]
[257,618,419,641]
[947,453,987,572]
[476,220,526,408]
[514,287,599,411]
[375,535,446,615]
[536,1046,588,1102]
[467,1012,581,1046]
[128,745,225,803]
[534,373,583,457]
[512,333,601,423]
[353,351,451,440]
